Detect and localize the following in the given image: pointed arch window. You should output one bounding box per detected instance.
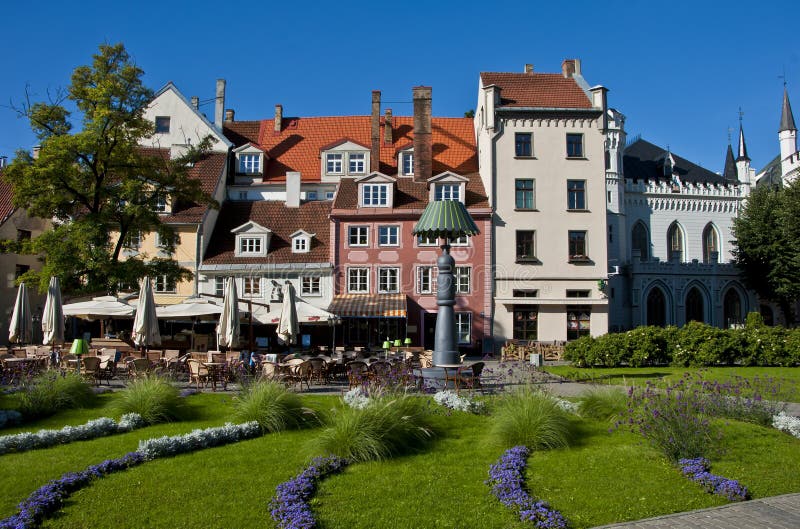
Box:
[631,222,649,260]
[646,288,666,327]
[685,287,704,323]
[723,289,743,327]
[703,224,719,263]
[667,222,684,262]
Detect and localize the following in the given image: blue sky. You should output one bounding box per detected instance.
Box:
[1,0,798,173]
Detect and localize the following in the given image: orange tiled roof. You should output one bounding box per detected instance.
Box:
[479,72,592,109]
[223,121,262,147]
[0,170,16,224]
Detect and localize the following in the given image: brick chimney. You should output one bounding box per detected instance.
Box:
[371,91,381,172]
[561,59,581,78]
[412,86,432,182]
[524,63,534,74]
[274,104,283,133]
[191,96,199,110]
[225,109,235,123]
[215,79,226,129]
[384,109,393,145]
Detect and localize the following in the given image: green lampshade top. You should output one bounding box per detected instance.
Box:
[404,338,412,345]
[393,339,402,346]
[412,200,480,238]
[70,339,88,356]
[382,341,391,349]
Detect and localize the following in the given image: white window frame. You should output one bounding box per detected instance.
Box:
[306,191,318,201]
[361,183,389,207]
[348,153,366,174]
[378,267,400,294]
[293,236,309,253]
[401,152,414,176]
[239,153,261,174]
[214,277,225,297]
[417,266,436,294]
[154,274,176,293]
[154,194,168,213]
[435,183,461,201]
[455,312,472,344]
[124,230,142,249]
[348,226,369,247]
[348,267,369,293]
[243,277,261,297]
[417,234,438,247]
[325,191,335,200]
[455,266,471,294]
[326,153,343,174]
[239,237,263,255]
[301,276,321,296]
[378,225,399,247]
[449,235,469,247]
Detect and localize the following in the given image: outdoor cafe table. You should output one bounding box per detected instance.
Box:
[201,362,226,391]
[413,365,462,391]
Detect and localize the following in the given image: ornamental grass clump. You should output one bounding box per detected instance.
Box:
[491,387,573,450]
[113,376,183,425]
[684,372,788,426]
[233,380,320,433]
[577,386,628,422]
[17,371,95,420]
[679,457,749,502]
[310,395,433,462]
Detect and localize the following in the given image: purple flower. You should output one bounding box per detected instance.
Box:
[678,458,749,502]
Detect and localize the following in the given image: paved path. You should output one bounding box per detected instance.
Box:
[592,493,800,529]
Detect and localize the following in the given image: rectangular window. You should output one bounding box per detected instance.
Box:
[515,133,532,157]
[348,153,366,174]
[155,116,170,133]
[348,226,369,247]
[154,194,168,213]
[454,266,471,294]
[513,307,538,341]
[567,306,591,340]
[455,312,471,344]
[154,275,176,293]
[348,268,369,293]
[326,153,343,174]
[434,184,460,201]
[362,184,388,206]
[215,277,225,297]
[306,191,318,200]
[378,225,399,246]
[516,230,536,261]
[417,234,438,246]
[16,229,31,242]
[239,237,262,254]
[513,289,538,298]
[325,191,335,200]
[566,133,584,158]
[124,230,141,249]
[567,180,586,210]
[515,179,535,209]
[378,267,399,293]
[449,235,469,246]
[402,152,414,175]
[566,290,591,298]
[301,277,321,296]
[417,266,435,294]
[293,237,308,252]
[14,264,29,280]
[238,191,248,200]
[239,154,261,174]
[568,231,588,260]
[243,277,261,297]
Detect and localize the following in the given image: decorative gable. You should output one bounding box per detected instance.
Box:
[428,172,468,203]
[231,221,272,257]
[290,229,315,253]
[355,172,395,208]
[233,144,266,181]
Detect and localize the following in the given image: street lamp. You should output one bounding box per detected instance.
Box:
[328,315,341,352]
[411,200,479,366]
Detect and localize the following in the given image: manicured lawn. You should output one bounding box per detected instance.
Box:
[0,391,798,528]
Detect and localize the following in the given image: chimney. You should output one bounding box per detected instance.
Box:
[190,96,199,110]
[225,109,235,123]
[0,156,7,168]
[561,59,581,78]
[384,109,393,145]
[524,63,534,74]
[371,91,381,172]
[215,79,226,129]
[412,86,432,182]
[285,172,301,208]
[32,146,41,160]
[274,104,283,133]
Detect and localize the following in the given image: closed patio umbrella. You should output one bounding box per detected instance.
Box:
[276,282,299,345]
[41,277,65,347]
[132,276,161,351]
[9,282,32,345]
[216,278,240,350]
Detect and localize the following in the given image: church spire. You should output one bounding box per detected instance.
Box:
[737,125,750,161]
[723,143,738,183]
[780,88,796,132]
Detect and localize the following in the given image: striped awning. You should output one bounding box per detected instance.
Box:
[412,200,480,238]
[328,294,407,318]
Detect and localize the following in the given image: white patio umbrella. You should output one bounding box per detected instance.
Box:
[156,297,224,319]
[276,282,299,345]
[9,282,32,344]
[216,278,240,349]
[62,295,136,319]
[41,277,65,346]
[132,276,161,350]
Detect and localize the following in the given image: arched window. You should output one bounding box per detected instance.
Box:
[631,222,649,260]
[685,287,704,323]
[646,288,666,326]
[723,289,742,327]
[667,222,684,262]
[703,224,719,264]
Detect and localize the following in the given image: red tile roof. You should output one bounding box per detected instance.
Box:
[332,174,489,211]
[223,121,262,147]
[203,201,331,264]
[479,72,592,109]
[0,170,16,225]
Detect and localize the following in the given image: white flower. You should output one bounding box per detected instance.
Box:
[433,390,484,413]
[773,412,800,439]
[343,388,371,410]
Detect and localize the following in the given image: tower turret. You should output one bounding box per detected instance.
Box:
[736,121,753,196]
[779,88,799,183]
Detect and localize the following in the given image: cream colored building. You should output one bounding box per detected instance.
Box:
[475,60,609,348]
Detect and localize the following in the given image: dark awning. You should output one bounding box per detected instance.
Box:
[328,294,407,318]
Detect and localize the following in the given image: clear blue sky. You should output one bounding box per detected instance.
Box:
[1,0,798,173]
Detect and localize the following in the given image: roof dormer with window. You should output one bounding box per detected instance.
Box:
[428,172,467,203]
[290,230,314,253]
[233,144,266,184]
[397,145,414,177]
[320,140,371,182]
[231,221,272,257]
[356,173,395,208]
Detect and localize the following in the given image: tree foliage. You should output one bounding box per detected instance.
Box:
[732,181,800,323]
[3,43,214,294]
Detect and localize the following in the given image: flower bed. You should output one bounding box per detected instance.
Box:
[137,421,260,460]
[772,412,800,439]
[0,414,145,455]
[433,390,484,414]
[678,457,749,502]
[486,446,568,528]
[269,455,349,529]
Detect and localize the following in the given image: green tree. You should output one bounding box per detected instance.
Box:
[732,181,800,323]
[3,43,214,295]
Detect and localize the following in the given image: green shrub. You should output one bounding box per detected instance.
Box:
[113,377,183,425]
[233,380,319,433]
[577,386,627,422]
[309,395,433,462]
[593,333,630,367]
[563,335,595,367]
[625,326,670,366]
[490,387,572,450]
[17,371,95,419]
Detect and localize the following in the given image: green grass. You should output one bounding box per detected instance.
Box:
[233,380,320,432]
[577,386,628,422]
[0,393,796,528]
[113,376,184,424]
[490,387,573,449]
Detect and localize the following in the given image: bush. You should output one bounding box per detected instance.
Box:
[562,335,594,367]
[233,380,319,433]
[113,377,182,425]
[626,326,670,366]
[17,372,95,419]
[309,394,433,462]
[490,387,573,450]
[577,387,627,422]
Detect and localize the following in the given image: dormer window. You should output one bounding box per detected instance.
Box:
[154,194,168,213]
[435,183,461,201]
[290,230,314,254]
[398,149,414,176]
[349,153,365,174]
[321,140,371,178]
[362,184,388,206]
[428,172,467,204]
[240,237,262,254]
[232,221,271,257]
[234,144,265,178]
[326,153,343,174]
